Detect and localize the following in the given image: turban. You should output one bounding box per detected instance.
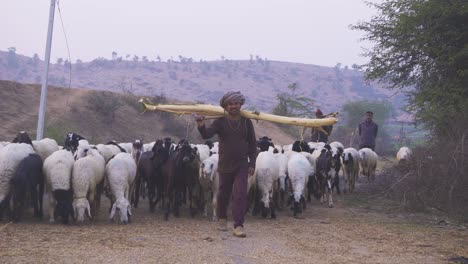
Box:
[219,91,245,108]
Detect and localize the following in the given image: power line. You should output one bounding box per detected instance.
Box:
[56,0,73,112]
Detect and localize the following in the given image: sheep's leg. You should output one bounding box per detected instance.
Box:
[128,181,135,207]
[301,195,307,211]
[335,171,341,195]
[48,191,55,223]
[343,170,348,194]
[88,191,95,221]
[328,187,334,208]
[95,181,104,216]
[37,181,44,218]
[154,183,164,210]
[164,190,171,221]
[307,177,313,202]
[174,189,181,217]
[189,186,196,217]
[148,177,157,212]
[133,174,141,208]
[202,189,208,217]
[271,192,277,219]
[11,189,22,222]
[212,190,218,221]
[30,184,39,218]
[252,187,260,216]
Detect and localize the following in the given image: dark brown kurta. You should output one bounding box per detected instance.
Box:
[198,116,257,173]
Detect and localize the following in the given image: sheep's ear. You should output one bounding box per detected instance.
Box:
[127,206,132,216]
[86,203,92,219]
[110,203,117,219]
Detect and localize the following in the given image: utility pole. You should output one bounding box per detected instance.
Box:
[36,0,56,140]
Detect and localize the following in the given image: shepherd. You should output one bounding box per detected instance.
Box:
[194,91,257,238]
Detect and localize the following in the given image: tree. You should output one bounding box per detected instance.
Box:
[351,0,468,138]
[7,47,19,68]
[56,58,63,65]
[112,51,118,60]
[75,59,83,70]
[272,83,316,117]
[341,100,393,128]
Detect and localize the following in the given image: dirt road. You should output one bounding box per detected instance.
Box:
[1,189,466,264]
[1,157,467,264]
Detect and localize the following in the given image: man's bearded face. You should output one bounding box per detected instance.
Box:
[226,101,241,115]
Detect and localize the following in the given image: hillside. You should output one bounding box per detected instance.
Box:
[0,50,408,119]
[0,80,295,145]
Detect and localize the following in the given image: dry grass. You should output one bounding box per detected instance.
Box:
[0,80,295,145]
[1,187,467,264]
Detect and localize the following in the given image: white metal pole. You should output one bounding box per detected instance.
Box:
[36,0,56,140]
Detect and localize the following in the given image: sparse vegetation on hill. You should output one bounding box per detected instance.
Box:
[0,80,295,145]
[0,50,408,120]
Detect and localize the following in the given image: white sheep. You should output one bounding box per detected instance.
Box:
[210,143,219,154]
[0,141,10,151]
[198,153,219,221]
[106,152,136,224]
[359,148,378,182]
[329,141,344,151]
[192,144,211,162]
[254,151,280,218]
[143,141,155,152]
[72,141,105,222]
[282,144,293,152]
[43,149,75,223]
[342,148,360,193]
[0,143,35,218]
[396,146,412,163]
[287,152,313,217]
[32,138,60,161]
[275,152,289,196]
[308,141,326,151]
[118,142,133,154]
[95,143,125,163]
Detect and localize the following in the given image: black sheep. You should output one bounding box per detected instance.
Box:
[10,153,44,222]
[53,189,74,224]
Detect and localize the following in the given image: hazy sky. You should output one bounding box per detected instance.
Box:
[2,0,380,67]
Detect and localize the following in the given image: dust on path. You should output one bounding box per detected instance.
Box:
[0,157,466,264]
[0,188,467,264]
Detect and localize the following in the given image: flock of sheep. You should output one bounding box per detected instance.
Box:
[0,131,412,225]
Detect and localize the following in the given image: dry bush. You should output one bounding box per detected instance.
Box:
[370,131,468,221]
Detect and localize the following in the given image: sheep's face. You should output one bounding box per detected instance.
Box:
[132,139,144,163]
[200,161,214,179]
[110,198,132,224]
[73,198,91,222]
[12,131,33,146]
[177,144,197,164]
[342,153,351,163]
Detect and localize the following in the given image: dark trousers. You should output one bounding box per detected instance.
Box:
[217,162,248,228]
